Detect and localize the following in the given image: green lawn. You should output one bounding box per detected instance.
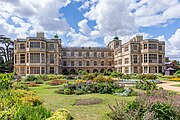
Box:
[171,84,180,87]
[30,84,135,120]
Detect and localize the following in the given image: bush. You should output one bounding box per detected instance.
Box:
[46,109,73,120]
[174,70,180,75]
[47,74,65,80]
[0,73,13,90]
[108,89,180,120]
[93,75,106,82]
[13,105,51,120]
[37,74,49,81]
[35,79,44,84]
[135,80,157,90]
[81,74,95,80]
[64,88,73,95]
[169,78,180,81]
[74,89,85,95]
[145,74,157,80]
[48,80,66,86]
[24,82,40,87]
[93,75,114,82]
[56,81,136,96]
[110,71,124,78]
[0,89,43,119]
[25,75,38,81]
[75,80,86,83]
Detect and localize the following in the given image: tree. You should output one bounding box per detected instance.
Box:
[0,35,14,72]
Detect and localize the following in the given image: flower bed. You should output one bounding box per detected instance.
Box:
[56,80,136,96]
[169,78,180,81]
[48,79,67,86]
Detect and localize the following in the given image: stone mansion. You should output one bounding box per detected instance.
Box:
[14,32,165,75]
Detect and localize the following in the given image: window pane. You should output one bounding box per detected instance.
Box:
[50,67,54,74]
[50,44,54,51]
[20,54,25,63]
[30,42,40,48]
[30,53,40,63]
[20,44,25,49]
[50,53,54,64]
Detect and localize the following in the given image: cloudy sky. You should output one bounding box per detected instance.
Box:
[0,0,180,60]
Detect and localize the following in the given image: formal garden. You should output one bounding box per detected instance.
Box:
[1,70,180,120]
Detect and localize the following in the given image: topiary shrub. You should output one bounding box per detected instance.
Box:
[46,109,73,120]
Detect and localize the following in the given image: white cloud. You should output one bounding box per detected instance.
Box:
[78,0,98,11]
[66,28,102,47]
[0,0,71,39]
[156,29,180,60]
[85,0,137,35]
[131,0,180,27]
[84,0,138,45]
[78,19,91,34]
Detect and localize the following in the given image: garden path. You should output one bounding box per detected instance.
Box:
[157,81,180,92]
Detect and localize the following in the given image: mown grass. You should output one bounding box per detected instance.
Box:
[30,84,135,120]
[171,84,180,87]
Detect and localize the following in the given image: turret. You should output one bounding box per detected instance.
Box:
[107,36,121,50]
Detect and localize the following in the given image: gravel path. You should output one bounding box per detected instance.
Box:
[157,81,180,92]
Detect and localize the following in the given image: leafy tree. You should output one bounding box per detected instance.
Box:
[0,35,14,72]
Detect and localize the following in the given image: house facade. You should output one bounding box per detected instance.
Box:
[14,32,165,75]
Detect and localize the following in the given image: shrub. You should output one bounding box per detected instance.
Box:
[122,74,131,79]
[74,89,85,95]
[46,109,73,120]
[108,89,180,120]
[35,79,44,84]
[25,75,38,81]
[81,74,95,80]
[64,88,73,95]
[13,105,51,120]
[37,74,49,81]
[145,74,157,80]
[0,89,43,119]
[48,80,66,86]
[24,82,40,87]
[0,73,13,90]
[110,71,124,78]
[174,70,180,75]
[114,87,137,96]
[170,78,180,81]
[47,74,65,80]
[78,70,88,75]
[93,75,106,82]
[135,80,157,90]
[93,75,114,82]
[56,81,135,96]
[103,70,112,76]
[75,80,86,83]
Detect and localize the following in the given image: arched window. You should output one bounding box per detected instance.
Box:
[62,69,69,75]
[101,61,104,66]
[70,69,76,74]
[94,61,97,66]
[86,52,89,57]
[93,69,98,73]
[86,61,90,66]
[100,69,105,73]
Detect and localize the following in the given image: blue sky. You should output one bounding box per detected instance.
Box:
[0,0,180,60]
